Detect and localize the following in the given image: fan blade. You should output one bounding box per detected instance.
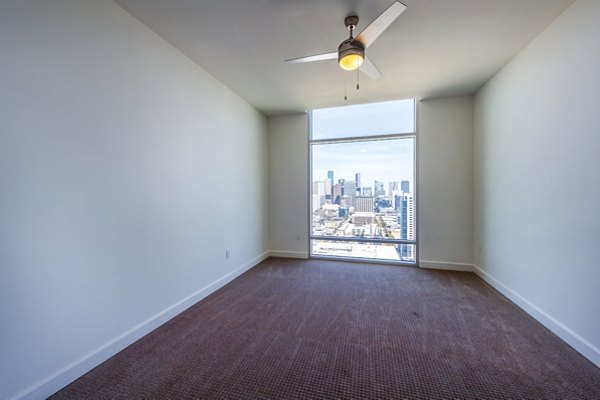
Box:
[284,51,338,64]
[360,55,382,80]
[356,1,407,48]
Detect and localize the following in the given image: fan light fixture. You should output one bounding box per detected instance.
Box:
[338,38,365,71]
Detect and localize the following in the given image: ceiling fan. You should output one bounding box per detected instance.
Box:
[284,1,407,80]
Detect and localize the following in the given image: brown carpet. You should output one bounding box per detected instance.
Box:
[51,258,600,399]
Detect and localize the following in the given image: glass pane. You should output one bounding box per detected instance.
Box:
[311,99,415,140]
[311,137,415,242]
[312,240,416,262]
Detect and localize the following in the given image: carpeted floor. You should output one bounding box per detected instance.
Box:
[51,258,600,399]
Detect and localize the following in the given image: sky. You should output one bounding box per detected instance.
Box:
[311,99,416,194]
[312,138,415,194]
[312,99,415,140]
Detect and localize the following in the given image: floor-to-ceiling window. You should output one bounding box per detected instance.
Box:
[310,99,417,263]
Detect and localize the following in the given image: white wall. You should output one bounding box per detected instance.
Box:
[474,0,600,366]
[0,1,268,398]
[268,114,309,258]
[418,96,474,270]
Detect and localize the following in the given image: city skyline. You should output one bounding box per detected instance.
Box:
[312,137,415,194]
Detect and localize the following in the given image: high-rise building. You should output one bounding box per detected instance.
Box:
[392,191,402,210]
[374,180,385,196]
[362,186,373,196]
[401,180,410,194]
[389,181,399,194]
[312,182,322,211]
[398,192,415,260]
[355,173,361,194]
[355,195,374,212]
[344,180,357,207]
[312,180,332,209]
[311,193,320,212]
[333,183,343,204]
[327,170,334,198]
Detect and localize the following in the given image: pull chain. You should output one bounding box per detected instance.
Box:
[344,75,348,101]
[356,65,360,90]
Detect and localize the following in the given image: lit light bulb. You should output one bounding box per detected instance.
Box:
[339,54,364,71]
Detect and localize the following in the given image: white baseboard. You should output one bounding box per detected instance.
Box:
[472,264,600,368]
[15,251,269,400]
[419,260,475,272]
[269,250,309,259]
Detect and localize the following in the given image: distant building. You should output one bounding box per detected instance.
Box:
[401,180,410,194]
[362,186,373,196]
[376,197,392,209]
[312,180,332,210]
[374,180,385,196]
[322,204,340,219]
[333,183,343,204]
[398,192,415,260]
[355,195,374,212]
[392,192,402,211]
[389,181,399,194]
[352,212,375,226]
[344,180,357,207]
[327,171,334,198]
[311,194,320,212]
[340,195,352,208]
[355,173,361,194]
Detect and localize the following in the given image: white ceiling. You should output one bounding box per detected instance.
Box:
[115,0,573,116]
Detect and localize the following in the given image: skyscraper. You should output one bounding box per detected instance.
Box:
[333,183,343,204]
[343,180,356,207]
[389,181,399,194]
[398,192,415,260]
[401,180,410,194]
[355,173,361,195]
[327,170,334,199]
[312,180,332,209]
[374,180,385,196]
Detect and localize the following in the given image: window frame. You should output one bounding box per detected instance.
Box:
[307,99,419,265]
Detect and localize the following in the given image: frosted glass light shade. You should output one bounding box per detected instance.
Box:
[339,53,364,71]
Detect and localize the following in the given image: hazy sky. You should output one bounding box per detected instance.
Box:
[312,99,415,140]
[311,99,416,194]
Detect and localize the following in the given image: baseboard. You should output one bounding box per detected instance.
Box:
[419,260,475,272]
[472,264,600,368]
[269,250,309,259]
[14,251,270,400]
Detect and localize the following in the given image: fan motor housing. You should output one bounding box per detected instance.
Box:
[338,38,365,64]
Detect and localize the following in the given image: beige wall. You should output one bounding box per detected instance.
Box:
[0,1,268,398]
[474,0,600,367]
[418,96,474,270]
[268,114,309,258]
